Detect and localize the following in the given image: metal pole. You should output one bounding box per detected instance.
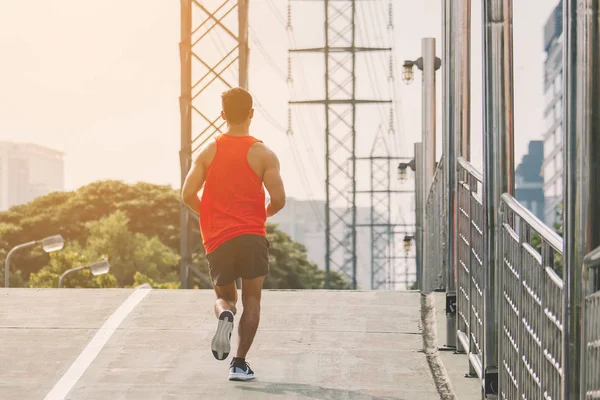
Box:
[4,241,36,288]
[563,0,600,398]
[370,155,376,290]
[421,38,437,295]
[238,0,249,89]
[459,0,471,162]
[179,0,193,289]
[58,265,87,288]
[351,0,357,290]
[441,0,455,347]
[444,0,471,352]
[482,0,514,394]
[415,143,423,290]
[422,38,437,195]
[324,0,331,289]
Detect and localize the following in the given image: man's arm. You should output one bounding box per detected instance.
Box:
[262,148,286,217]
[181,155,206,216]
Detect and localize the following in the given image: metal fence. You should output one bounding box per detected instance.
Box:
[422,154,600,399]
[498,194,564,400]
[455,157,485,377]
[582,246,600,399]
[422,159,446,293]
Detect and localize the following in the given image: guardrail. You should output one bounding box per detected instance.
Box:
[455,157,485,377]
[498,193,564,400]
[422,159,446,293]
[427,157,600,399]
[582,246,600,399]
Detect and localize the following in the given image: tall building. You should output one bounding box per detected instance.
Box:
[515,141,545,221]
[0,142,65,211]
[542,0,564,225]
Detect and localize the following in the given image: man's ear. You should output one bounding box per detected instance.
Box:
[249,108,255,119]
[221,110,227,121]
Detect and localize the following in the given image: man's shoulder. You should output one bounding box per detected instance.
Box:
[196,138,217,166]
[248,140,274,157]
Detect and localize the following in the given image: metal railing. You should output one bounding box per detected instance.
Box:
[455,157,484,377]
[422,159,446,293]
[582,246,600,399]
[498,194,564,400]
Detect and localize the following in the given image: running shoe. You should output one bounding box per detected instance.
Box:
[229,359,256,381]
[211,310,234,360]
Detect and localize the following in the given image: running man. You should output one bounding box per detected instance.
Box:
[181,87,286,381]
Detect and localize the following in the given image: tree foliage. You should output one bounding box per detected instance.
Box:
[531,203,563,276]
[265,225,349,290]
[1,180,350,290]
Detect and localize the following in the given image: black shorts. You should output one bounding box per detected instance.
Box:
[206,234,269,286]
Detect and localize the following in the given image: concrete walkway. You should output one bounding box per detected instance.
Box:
[1,289,444,399]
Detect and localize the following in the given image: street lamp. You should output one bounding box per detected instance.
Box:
[58,260,111,288]
[403,235,414,255]
[402,57,441,85]
[397,159,416,182]
[4,234,65,287]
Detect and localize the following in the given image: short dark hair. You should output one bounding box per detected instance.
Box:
[221,88,253,124]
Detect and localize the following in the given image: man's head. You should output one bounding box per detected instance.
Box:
[221,87,254,127]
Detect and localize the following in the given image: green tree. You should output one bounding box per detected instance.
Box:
[82,211,179,286]
[4,180,351,290]
[29,245,118,288]
[531,203,563,276]
[29,211,180,288]
[0,181,196,284]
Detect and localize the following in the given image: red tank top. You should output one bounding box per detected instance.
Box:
[199,134,267,253]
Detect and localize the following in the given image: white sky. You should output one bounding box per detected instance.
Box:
[1,0,556,207]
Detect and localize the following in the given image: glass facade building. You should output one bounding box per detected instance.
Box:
[542,0,564,225]
[516,141,545,221]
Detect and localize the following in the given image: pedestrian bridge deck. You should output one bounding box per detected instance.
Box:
[1,288,446,400]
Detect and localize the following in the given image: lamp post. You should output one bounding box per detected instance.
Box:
[5,235,65,288]
[403,39,441,296]
[58,260,111,288]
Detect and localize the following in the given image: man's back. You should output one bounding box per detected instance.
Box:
[199,134,267,253]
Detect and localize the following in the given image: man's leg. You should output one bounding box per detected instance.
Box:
[213,282,238,318]
[208,240,239,361]
[236,276,264,358]
[211,282,238,361]
[228,235,268,381]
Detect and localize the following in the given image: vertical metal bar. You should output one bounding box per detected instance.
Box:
[442,0,456,348]
[324,0,331,289]
[482,0,515,393]
[422,38,437,195]
[564,0,600,398]
[351,0,357,290]
[444,0,471,350]
[238,0,249,89]
[467,172,476,377]
[370,155,375,290]
[415,143,423,290]
[420,38,437,295]
[387,157,392,289]
[459,0,471,162]
[179,0,193,289]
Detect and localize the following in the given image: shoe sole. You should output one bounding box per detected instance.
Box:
[229,372,256,381]
[211,318,233,360]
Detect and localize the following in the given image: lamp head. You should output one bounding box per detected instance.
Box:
[89,260,110,276]
[403,235,413,254]
[402,60,414,84]
[41,235,65,253]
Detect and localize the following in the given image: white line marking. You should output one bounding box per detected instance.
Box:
[44,288,152,400]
